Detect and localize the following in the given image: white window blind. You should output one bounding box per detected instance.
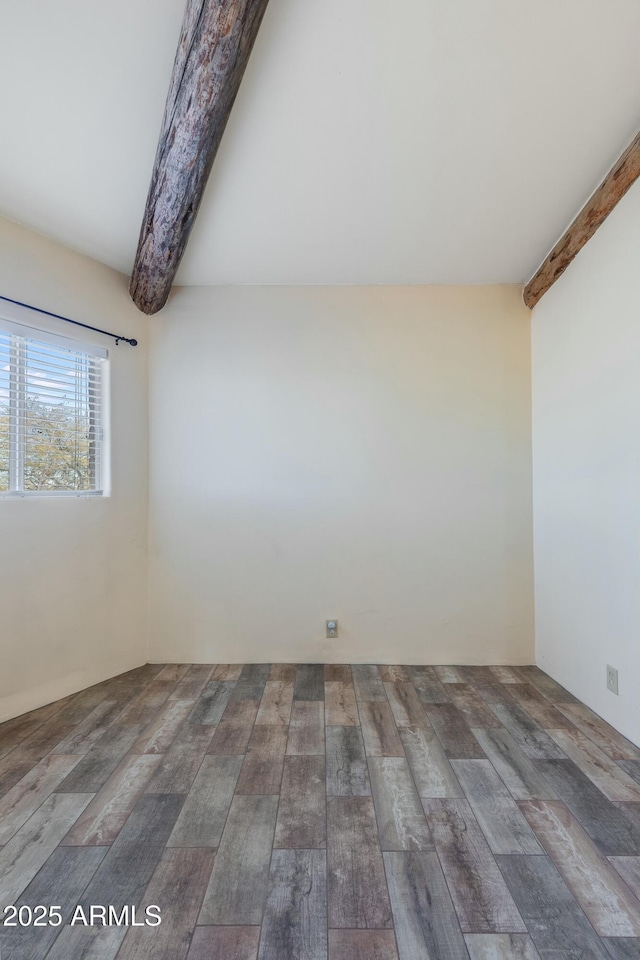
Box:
[0,320,107,496]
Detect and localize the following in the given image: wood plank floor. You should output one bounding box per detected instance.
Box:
[0,663,639,959]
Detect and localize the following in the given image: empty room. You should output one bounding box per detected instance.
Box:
[1,1,639,958]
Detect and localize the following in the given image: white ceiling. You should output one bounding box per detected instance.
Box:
[1,0,639,286]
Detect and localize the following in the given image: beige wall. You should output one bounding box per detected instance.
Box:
[0,218,149,721]
[148,284,533,665]
[0,233,534,719]
[532,177,640,746]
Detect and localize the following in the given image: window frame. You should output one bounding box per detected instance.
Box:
[0,304,110,499]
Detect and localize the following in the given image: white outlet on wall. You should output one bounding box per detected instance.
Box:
[606,664,619,695]
[326,620,338,638]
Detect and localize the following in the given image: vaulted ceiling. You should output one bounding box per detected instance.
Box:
[1,0,639,286]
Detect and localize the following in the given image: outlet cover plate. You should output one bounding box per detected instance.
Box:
[607,664,619,695]
[326,620,338,639]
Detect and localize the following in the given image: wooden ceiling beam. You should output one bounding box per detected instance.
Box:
[524,132,640,309]
[130,0,270,315]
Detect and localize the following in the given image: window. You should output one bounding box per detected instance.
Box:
[0,318,108,496]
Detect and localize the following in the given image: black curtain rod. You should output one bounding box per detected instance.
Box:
[0,294,138,346]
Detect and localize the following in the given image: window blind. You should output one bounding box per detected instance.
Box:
[0,322,107,496]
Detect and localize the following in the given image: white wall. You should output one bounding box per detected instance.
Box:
[0,218,149,721]
[532,177,640,745]
[149,285,533,665]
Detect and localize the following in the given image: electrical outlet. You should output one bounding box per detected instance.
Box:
[607,664,619,695]
[326,620,338,639]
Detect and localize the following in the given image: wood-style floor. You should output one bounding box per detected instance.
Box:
[0,664,639,959]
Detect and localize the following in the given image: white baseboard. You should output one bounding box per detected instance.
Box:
[0,655,146,724]
[147,658,537,666]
